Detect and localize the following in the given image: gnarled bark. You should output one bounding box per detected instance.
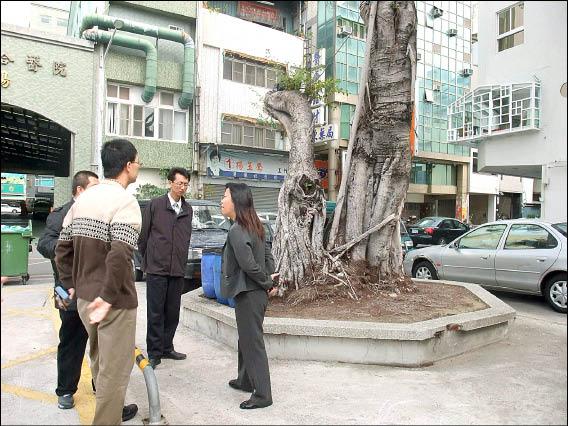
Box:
[264,91,326,290]
[331,1,417,276]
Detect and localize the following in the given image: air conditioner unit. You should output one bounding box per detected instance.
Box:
[430,6,444,18]
[417,52,422,61]
[461,68,474,77]
[338,25,353,37]
[432,83,441,91]
[447,28,458,37]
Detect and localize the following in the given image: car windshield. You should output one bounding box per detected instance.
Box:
[552,222,567,237]
[413,217,440,227]
[193,204,230,230]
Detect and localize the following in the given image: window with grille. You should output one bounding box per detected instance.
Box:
[221,120,282,150]
[223,56,284,89]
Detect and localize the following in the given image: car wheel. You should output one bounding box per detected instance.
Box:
[438,237,448,245]
[412,261,438,280]
[544,273,567,313]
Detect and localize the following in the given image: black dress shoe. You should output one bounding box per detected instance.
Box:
[122,404,138,422]
[149,357,161,369]
[162,350,186,360]
[239,399,273,409]
[228,379,253,393]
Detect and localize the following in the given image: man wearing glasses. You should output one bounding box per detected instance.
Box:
[138,167,193,368]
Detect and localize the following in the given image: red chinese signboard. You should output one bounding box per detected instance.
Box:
[237,1,280,27]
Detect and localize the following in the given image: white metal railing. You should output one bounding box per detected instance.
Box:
[447,81,541,145]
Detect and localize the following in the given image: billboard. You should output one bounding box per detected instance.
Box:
[1,173,26,199]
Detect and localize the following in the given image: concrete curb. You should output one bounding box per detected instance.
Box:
[181,280,516,367]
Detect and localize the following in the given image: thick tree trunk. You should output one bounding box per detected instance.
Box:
[264,91,326,290]
[333,1,417,276]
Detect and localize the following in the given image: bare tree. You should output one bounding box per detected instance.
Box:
[264,1,417,293]
[264,91,326,290]
[328,1,417,276]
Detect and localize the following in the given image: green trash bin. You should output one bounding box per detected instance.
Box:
[1,220,33,285]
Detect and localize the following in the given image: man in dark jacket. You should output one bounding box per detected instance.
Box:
[138,167,193,368]
[37,170,99,410]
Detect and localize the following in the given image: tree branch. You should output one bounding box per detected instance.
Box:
[331,213,396,261]
[328,0,378,249]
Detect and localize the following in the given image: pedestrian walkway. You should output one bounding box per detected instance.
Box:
[1,282,566,425]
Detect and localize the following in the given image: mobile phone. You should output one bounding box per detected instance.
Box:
[55,286,70,303]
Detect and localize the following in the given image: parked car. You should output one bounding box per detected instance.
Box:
[403,219,567,313]
[257,211,277,223]
[407,216,470,246]
[400,220,414,256]
[1,203,20,214]
[32,198,53,220]
[133,199,274,293]
[257,211,277,234]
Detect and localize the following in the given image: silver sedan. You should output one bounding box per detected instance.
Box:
[403,219,567,313]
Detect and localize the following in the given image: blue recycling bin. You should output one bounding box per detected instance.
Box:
[210,253,235,308]
[200,251,219,299]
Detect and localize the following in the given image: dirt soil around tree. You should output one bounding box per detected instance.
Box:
[267,280,489,324]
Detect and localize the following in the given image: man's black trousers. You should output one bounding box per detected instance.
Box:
[146,274,184,359]
[56,309,88,396]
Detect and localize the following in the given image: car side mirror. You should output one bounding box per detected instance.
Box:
[449,242,459,249]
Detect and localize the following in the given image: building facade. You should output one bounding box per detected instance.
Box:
[68,1,198,197]
[311,1,473,223]
[1,22,95,207]
[195,1,303,210]
[450,1,567,223]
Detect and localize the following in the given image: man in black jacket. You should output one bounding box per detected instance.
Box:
[138,167,193,369]
[37,170,99,410]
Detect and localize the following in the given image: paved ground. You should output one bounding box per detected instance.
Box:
[1,250,566,425]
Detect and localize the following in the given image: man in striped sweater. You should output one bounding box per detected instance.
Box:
[56,139,142,425]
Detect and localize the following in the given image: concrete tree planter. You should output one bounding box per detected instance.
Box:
[181,280,516,367]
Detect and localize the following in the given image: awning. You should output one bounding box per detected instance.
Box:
[1,103,71,177]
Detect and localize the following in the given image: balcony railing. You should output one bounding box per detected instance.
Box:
[447,82,541,145]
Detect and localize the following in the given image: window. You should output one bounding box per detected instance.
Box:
[504,224,558,250]
[424,89,435,103]
[107,103,118,134]
[223,56,284,89]
[57,18,68,27]
[223,58,232,80]
[458,224,507,249]
[452,220,468,231]
[243,126,254,146]
[106,83,187,142]
[159,109,173,140]
[472,151,478,173]
[40,15,51,24]
[497,3,524,52]
[221,120,282,150]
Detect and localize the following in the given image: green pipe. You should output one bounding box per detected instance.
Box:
[83,29,157,103]
[81,14,194,108]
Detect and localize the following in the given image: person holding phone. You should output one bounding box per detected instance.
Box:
[37,170,99,411]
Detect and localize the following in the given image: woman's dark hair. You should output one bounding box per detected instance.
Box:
[226,182,264,240]
[167,167,189,182]
[101,139,138,178]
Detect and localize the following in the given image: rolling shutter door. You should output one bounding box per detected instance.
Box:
[203,184,280,213]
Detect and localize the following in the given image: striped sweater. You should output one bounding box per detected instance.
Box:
[55,180,142,309]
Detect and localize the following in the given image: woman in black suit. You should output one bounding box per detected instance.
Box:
[220,182,277,409]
